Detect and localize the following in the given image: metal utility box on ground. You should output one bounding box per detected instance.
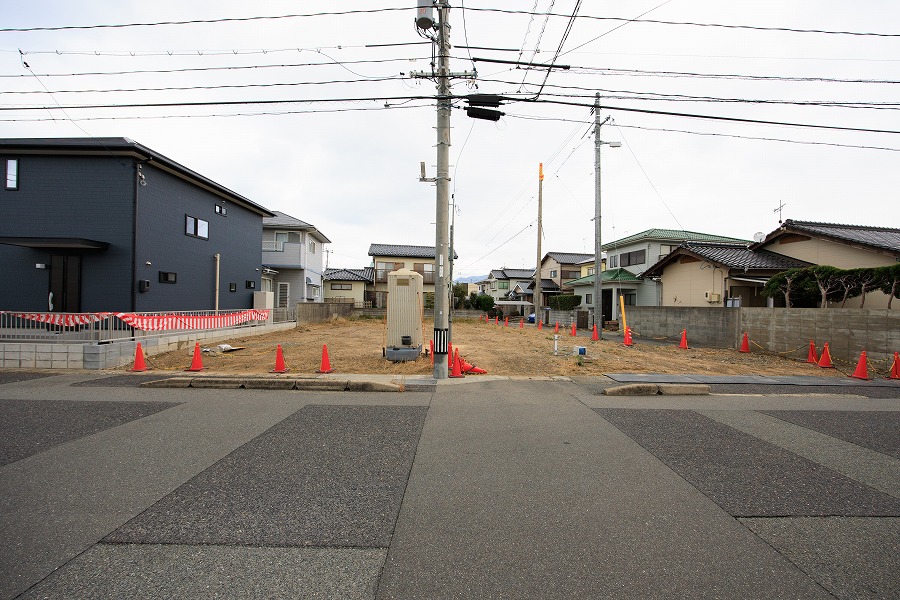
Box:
[385,268,423,362]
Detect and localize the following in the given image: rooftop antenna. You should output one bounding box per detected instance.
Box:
[774,200,786,223]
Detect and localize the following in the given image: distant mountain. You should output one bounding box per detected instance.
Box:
[455,275,486,284]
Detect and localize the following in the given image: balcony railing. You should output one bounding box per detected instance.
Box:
[262,240,284,252]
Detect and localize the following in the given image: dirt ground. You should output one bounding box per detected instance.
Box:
[138,317,846,378]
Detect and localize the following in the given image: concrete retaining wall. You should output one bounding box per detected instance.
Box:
[298,302,354,323]
[626,306,899,364]
[0,321,296,370]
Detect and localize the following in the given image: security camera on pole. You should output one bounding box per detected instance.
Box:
[413,1,474,379]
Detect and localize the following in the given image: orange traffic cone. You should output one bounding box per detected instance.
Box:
[679,329,689,350]
[806,340,818,364]
[519,319,524,329]
[495,316,499,325]
[461,355,487,374]
[817,342,833,368]
[538,320,543,331]
[554,322,559,333]
[316,344,334,373]
[271,344,289,373]
[430,339,434,365]
[504,317,509,327]
[624,326,634,347]
[571,322,577,337]
[447,342,453,370]
[591,324,599,341]
[130,342,148,372]
[449,348,465,378]
[186,342,204,371]
[888,352,900,379]
[739,332,750,353]
[849,351,869,380]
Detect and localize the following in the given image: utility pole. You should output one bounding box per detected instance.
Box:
[413,2,473,379]
[593,93,620,338]
[535,163,543,323]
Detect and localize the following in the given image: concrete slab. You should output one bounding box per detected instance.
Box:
[106,405,427,548]
[761,410,900,459]
[378,380,832,599]
[0,399,179,466]
[739,517,900,600]
[596,409,900,517]
[689,375,780,384]
[18,544,385,600]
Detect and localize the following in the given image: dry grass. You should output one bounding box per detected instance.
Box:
[139,317,843,378]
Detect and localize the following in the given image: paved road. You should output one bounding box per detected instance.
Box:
[0,371,897,599]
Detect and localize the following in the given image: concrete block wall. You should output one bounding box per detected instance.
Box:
[627,307,740,348]
[297,302,354,323]
[0,321,297,370]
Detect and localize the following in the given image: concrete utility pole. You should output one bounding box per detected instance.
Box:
[593,93,620,338]
[432,2,452,379]
[535,163,543,325]
[413,2,474,378]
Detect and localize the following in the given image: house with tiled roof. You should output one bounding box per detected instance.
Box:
[749,219,900,308]
[322,267,374,306]
[367,243,458,308]
[587,229,751,319]
[262,211,331,307]
[532,252,594,309]
[642,241,811,307]
[480,267,536,316]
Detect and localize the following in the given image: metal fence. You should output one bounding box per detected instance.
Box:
[0,308,294,344]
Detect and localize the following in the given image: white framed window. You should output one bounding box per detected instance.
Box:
[6,159,18,190]
[185,215,209,240]
[277,282,290,308]
[308,240,316,254]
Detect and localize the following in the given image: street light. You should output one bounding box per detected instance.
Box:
[593,97,621,339]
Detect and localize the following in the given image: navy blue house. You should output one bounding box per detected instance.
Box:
[0,138,274,313]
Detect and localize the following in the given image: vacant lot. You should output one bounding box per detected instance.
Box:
[140,317,845,378]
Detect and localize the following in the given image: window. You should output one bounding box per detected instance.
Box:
[620,250,646,267]
[609,255,618,268]
[158,272,177,284]
[375,261,404,282]
[623,294,636,305]
[587,267,595,275]
[331,283,352,290]
[562,270,580,279]
[550,269,558,278]
[585,294,592,304]
[413,262,435,283]
[215,204,227,216]
[245,280,256,289]
[185,215,209,239]
[5,159,17,190]
[499,281,509,290]
[277,282,290,308]
[229,283,237,292]
[308,240,316,254]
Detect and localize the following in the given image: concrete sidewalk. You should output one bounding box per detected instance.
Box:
[0,373,897,599]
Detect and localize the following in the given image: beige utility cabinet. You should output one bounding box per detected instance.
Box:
[384,268,423,361]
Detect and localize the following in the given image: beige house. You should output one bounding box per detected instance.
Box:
[750,220,900,308]
[368,244,457,308]
[642,242,810,307]
[322,268,374,306]
[530,252,593,308]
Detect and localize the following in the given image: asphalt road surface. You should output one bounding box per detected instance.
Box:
[1,371,897,599]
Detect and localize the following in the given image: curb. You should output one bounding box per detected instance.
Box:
[140,377,402,392]
[604,383,710,396]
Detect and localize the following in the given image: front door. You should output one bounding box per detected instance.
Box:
[49,254,81,312]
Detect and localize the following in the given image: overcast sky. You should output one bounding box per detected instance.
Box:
[3,1,898,279]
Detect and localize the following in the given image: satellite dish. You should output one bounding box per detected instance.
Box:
[752,232,765,243]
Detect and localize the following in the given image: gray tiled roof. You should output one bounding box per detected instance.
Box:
[324,267,374,282]
[368,244,457,259]
[775,220,900,254]
[682,242,809,270]
[546,252,594,264]
[263,211,314,229]
[490,268,535,280]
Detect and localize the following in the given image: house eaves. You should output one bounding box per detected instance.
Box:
[264,211,332,244]
[368,243,458,259]
[0,137,275,218]
[642,242,811,278]
[601,228,750,250]
[751,219,900,258]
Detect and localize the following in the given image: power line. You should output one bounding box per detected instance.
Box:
[4,7,895,37]
[0,57,428,79]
